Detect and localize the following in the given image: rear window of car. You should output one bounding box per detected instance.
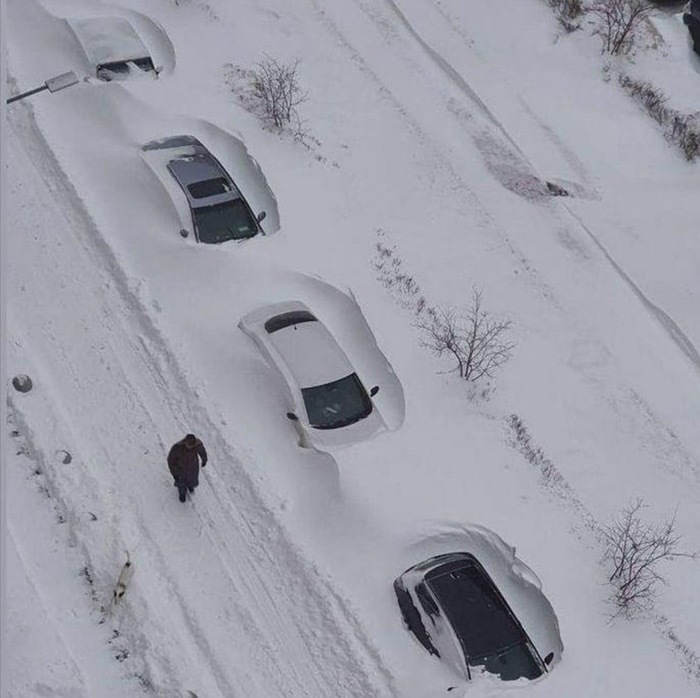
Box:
[265,311,317,334]
[187,177,232,199]
[96,57,155,81]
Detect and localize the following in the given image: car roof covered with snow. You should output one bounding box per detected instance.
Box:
[68,16,151,67]
[267,317,355,389]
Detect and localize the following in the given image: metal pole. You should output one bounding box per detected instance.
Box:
[6,71,79,105]
[6,84,49,105]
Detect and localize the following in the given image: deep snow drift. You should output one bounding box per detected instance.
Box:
[5,0,700,696]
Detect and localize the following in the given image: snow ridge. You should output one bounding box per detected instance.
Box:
[8,100,396,698]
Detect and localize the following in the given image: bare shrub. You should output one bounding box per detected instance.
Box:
[417,289,515,383]
[250,55,307,131]
[548,0,585,31]
[619,75,667,122]
[507,414,564,486]
[602,498,695,617]
[669,113,700,162]
[372,232,427,315]
[590,0,651,55]
[619,75,700,161]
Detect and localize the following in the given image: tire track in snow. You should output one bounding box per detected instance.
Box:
[8,103,396,697]
[419,0,598,190]
[562,204,700,376]
[378,0,531,163]
[363,0,700,377]
[304,0,560,304]
[318,0,700,384]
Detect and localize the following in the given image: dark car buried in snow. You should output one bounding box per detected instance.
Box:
[140,135,270,244]
[685,0,700,55]
[394,544,562,684]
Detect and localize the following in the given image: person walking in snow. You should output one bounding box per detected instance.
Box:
[167,434,208,503]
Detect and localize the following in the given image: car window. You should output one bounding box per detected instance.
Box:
[416,583,439,616]
[428,563,542,679]
[301,373,372,430]
[96,57,155,81]
[187,177,232,199]
[193,200,258,244]
[265,311,317,334]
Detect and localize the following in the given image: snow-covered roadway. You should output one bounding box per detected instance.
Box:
[6,0,700,696]
[6,102,396,697]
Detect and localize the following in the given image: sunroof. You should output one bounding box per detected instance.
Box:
[187,177,231,199]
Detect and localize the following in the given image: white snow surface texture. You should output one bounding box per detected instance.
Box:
[4,0,700,697]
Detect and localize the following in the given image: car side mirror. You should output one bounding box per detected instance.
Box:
[179,228,189,238]
[370,386,379,397]
[544,652,554,666]
[256,211,267,223]
[286,412,299,421]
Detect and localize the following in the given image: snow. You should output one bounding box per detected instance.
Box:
[45,0,176,78]
[4,0,700,696]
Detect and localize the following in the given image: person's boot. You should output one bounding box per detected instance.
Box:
[178,484,187,503]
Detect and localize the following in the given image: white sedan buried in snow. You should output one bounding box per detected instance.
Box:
[239,301,399,450]
[66,12,173,81]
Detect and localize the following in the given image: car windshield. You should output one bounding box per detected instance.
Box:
[193,200,258,244]
[301,373,372,430]
[428,563,543,681]
[187,177,231,199]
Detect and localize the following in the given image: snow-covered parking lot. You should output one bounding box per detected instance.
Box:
[4,0,700,696]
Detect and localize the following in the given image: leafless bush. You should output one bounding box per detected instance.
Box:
[507,414,564,485]
[417,289,516,383]
[669,113,700,162]
[548,0,585,31]
[372,233,427,315]
[250,55,307,130]
[619,75,667,121]
[590,0,651,55]
[602,498,695,617]
[619,75,700,161]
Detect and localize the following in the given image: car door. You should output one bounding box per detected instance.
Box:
[417,583,469,681]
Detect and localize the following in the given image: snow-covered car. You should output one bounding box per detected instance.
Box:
[239,300,400,450]
[684,1,700,55]
[67,15,168,81]
[394,532,563,684]
[141,135,270,244]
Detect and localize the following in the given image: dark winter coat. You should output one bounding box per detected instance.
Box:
[168,437,208,487]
